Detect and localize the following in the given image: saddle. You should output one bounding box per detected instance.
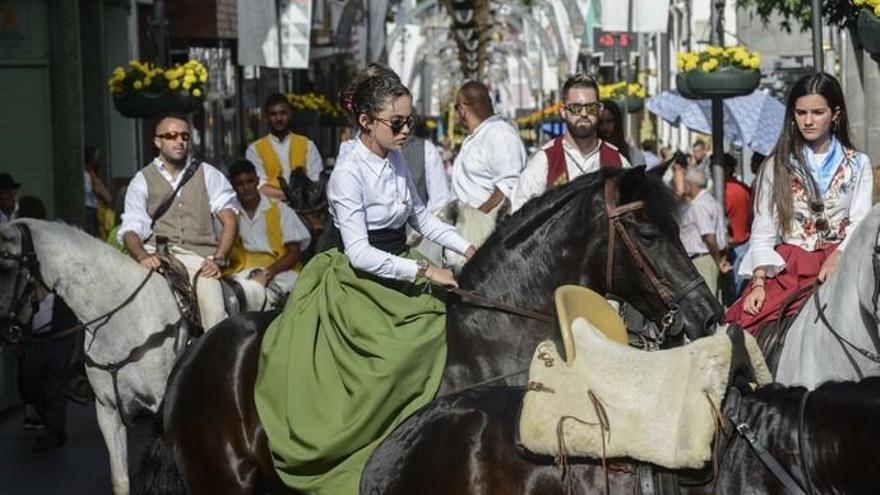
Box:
[519,290,772,470]
[155,255,203,337]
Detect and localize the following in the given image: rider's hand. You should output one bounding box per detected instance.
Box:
[200,259,221,279]
[138,254,162,271]
[425,265,458,288]
[817,250,840,283]
[743,285,765,315]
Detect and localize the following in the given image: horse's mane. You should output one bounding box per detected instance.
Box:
[747,376,880,414]
[461,168,682,286]
[18,219,133,267]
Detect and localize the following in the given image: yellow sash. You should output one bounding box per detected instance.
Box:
[253,133,309,188]
[222,201,300,277]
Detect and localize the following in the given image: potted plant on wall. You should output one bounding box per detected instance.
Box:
[676,46,761,99]
[599,81,646,113]
[108,60,208,119]
[286,92,346,127]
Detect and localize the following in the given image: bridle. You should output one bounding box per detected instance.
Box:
[603,177,705,344]
[0,223,49,343]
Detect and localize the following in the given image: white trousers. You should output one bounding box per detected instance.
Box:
[146,245,227,329]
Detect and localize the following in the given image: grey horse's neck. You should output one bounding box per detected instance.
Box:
[775,209,880,388]
[26,220,180,356]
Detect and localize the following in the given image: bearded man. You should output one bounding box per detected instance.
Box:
[511,74,632,212]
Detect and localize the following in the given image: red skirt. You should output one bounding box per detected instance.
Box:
[724,243,837,335]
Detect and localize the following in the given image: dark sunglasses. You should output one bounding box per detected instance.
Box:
[810,201,829,234]
[563,102,603,116]
[157,131,191,142]
[375,115,417,135]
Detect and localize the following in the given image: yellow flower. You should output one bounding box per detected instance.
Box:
[169,79,180,90]
[198,74,207,83]
[182,81,192,89]
[133,80,143,90]
[706,46,723,57]
[193,88,202,97]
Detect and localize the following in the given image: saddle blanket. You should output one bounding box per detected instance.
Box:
[519,318,733,469]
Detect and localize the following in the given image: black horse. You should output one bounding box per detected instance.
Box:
[363,377,880,494]
[134,168,722,494]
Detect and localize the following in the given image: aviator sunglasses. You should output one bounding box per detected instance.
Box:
[157,131,191,142]
[374,115,417,135]
[563,102,603,116]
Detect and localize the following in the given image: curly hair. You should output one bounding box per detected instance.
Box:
[344,66,410,131]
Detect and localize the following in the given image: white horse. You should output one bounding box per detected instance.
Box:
[774,203,880,388]
[0,219,269,495]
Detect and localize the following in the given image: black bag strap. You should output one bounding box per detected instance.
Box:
[150,160,201,229]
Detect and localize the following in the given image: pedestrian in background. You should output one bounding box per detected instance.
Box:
[679,167,731,298]
[598,99,646,167]
[0,173,20,223]
[721,153,752,304]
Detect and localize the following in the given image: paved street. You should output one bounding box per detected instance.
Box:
[0,401,150,495]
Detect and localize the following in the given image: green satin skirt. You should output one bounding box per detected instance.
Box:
[254,249,447,494]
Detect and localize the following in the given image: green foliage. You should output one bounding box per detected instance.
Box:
[736,0,860,32]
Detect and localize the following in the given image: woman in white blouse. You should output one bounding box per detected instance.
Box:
[725,72,873,334]
[254,68,475,494]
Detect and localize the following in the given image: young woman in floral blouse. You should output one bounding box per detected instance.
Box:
[726,72,873,333]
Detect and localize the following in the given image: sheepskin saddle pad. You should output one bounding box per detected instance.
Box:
[519,317,732,470]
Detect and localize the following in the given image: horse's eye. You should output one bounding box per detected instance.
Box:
[638,231,659,244]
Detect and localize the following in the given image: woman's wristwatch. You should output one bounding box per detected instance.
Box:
[207,254,229,269]
[416,259,429,276]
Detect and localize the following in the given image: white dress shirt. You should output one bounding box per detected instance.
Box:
[118,158,238,243]
[0,202,17,224]
[451,116,526,208]
[738,153,873,278]
[511,138,631,212]
[327,139,471,281]
[338,137,452,213]
[239,196,311,253]
[679,189,728,257]
[245,133,324,185]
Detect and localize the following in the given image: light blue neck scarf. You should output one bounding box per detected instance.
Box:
[803,136,843,198]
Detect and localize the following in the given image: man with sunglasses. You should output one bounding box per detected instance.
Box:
[511,73,631,212]
[118,114,238,329]
[246,93,324,202]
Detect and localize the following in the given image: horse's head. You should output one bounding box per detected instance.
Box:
[586,168,723,344]
[0,220,50,343]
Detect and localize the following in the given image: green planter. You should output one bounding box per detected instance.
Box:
[292,110,320,127]
[611,95,644,113]
[113,91,203,119]
[858,10,880,58]
[684,66,760,99]
[675,72,701,99]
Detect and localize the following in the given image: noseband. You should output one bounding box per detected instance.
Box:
[603,177,704,340]
[0,223,48,343]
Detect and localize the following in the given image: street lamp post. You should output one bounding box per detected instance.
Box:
[709,0,726,206]
[811,0,824,72]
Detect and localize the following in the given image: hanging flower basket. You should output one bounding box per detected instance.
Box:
[108,60,208,119]
[610,95,644,113]
[113,91,202,119]
[685,67,761,98]
[292,110,320,127]
[599,82,646,113]
[857,9,880,57]
[675,73,701,99]
[676,46,761,99]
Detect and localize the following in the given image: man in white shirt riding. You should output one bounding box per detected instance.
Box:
[245,93,324,201]
[449,81,526,262]
[119,114,238,328]
[512,73,631,212]
[225,159,311,294]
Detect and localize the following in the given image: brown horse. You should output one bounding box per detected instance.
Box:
[133,169,722,494]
